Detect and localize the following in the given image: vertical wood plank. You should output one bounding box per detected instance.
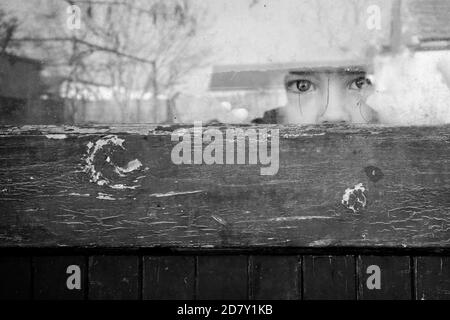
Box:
[33,256,86,300]
[88,255,139,300]
[357,256,411,300]
[143,256,195,300]
[415,256,450,300]
[249,255,300,300]
[197,255,247,300]
[303,255,355,300]
[0,256,31,300]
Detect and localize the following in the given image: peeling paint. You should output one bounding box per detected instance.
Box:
[282,132,326,138]
[96,193,116,200]
[114,159,142,176]
[149,190,204,197]
[133,175,146,183]
[84,135,124,186]
[269,216,333,222]
[45,134,68,139]
[83,135,144,188]
[309,239,335,246]
[342,183,367,213]
[211,215,227,226]
[110,184,140,190]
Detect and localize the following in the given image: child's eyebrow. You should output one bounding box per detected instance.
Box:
[286,70,367,83]
[288,65,367,75]
[288,70,366,75]
[285,71,320,81]
[288,71,315,76]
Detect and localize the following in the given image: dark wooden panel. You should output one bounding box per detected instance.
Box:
[88,255,139,300]
[143,256,195,300]
[0,256,31,300]
[415,256,450,300]
[357,256,411,300]
[197,255,247,300]
[303,255,355,300]
[33,256,86,300]
[1,124,450,248]
[249,255,300,300]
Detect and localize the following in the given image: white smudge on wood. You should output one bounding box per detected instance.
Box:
[96,193,116,200]
[211,215,227,226]
[341,183,367,213]
[149,190,204,197]
[45,134,68,139]
[269,216,333,222]
[114,159,142,176]
[110,184,140,190]
[83,135,144,188]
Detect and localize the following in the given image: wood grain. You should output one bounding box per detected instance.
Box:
[143,256,195,300]
[197,255,248,299]
[415,256,450,300]
[303,255,356,300]
[1,124,450,248]
[249,255,300,300]
[88,255,139,300]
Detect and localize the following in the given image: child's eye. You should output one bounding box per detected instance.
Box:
[349,77,372,90]
[286,79,315,93]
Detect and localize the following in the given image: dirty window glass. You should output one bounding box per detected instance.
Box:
[0,0,449,126]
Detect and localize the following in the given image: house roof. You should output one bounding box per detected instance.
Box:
[405,0,450,42]
[399,0,450,51]
[0,53,43,68]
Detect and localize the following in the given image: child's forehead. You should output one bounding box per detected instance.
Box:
[288,66,367,75]
[285,62,368,72]
[285,66,367,81]
[287,63,367,74]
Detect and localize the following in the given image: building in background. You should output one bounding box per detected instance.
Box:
[0,53,70,124]
[0,53,42,99]
[0,53,41,123]
[390,0,450,51]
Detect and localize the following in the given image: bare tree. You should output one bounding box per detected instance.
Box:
[301,0,385,56]
[10,0,211,122]
[0,8,18,53]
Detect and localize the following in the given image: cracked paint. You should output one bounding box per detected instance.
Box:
[45,134,68,139]
[96,193,116,200]
[83,135,144,188]
[342,183,367,213]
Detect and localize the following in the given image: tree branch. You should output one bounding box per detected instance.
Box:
[10,36,155,65]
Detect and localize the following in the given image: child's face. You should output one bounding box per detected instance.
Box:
[283,70,379,124]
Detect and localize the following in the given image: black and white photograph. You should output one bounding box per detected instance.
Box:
[0,0,450,308]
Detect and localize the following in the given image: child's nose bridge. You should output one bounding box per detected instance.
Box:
[319,77,349,122]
